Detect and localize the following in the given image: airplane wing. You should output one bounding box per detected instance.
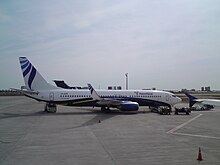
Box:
[87,83,139,112]
[195,99,220,107]
[87,83,121,106]
[185,93,220,107]
[10,88,39,95]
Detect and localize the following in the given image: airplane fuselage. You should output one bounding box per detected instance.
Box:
[26,88,180,108]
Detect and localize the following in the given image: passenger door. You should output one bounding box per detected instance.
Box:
[49,92,54,101]
[166,94,170,102]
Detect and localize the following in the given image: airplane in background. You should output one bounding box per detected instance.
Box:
[185,93,220,107]
[13,57,181,113]
[53,80,88,90]
[53,80,74,89]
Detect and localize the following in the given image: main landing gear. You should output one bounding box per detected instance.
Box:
[44,103,57,113]
[101,106,111,113]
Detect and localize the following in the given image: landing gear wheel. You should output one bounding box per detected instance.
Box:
[101,107,111,113]
[44,103,57,113]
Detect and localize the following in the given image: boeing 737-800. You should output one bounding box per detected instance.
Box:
[14,57,181,113]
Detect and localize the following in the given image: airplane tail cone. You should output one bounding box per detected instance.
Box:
[197,147,203,161]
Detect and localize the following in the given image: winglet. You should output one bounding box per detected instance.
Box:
[184,92,197,107]
[87,83,102,100]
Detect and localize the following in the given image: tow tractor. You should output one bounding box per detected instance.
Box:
[174,107,191,115]
[149,106,172,115]
[159,107,172,115]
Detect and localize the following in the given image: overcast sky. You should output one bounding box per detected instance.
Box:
[1,0,220,90]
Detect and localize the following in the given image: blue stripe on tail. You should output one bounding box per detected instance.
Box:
[19,57,37,89]
[28,67,36,89]
[21,61,29,69]
[20,59,28,64]
[23,63,32,77]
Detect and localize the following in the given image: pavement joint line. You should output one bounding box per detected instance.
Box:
[87,127,118,165]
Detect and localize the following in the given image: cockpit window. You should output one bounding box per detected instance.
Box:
[172,95,177,97]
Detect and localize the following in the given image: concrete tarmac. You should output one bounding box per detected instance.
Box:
[1,96,220,165]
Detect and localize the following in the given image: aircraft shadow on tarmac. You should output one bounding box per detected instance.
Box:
[0,109,121,129]
[65,113,117,130]
[0,108,150,129]
[0,109,111,119]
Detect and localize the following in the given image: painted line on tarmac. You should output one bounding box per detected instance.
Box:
[171,132,220,140]
[167,113,220,140]
[167,113,203,134]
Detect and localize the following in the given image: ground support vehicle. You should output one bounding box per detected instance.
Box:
[174,107,191,115]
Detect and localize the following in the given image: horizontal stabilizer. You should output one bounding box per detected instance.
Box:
[10,88,39,95]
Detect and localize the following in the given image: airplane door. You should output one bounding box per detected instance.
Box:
[49,92,54,101]
[166,94,170,101]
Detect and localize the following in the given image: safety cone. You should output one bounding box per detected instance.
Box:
[197,147,203,161]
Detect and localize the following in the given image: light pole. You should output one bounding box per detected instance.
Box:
[125,73,128,90]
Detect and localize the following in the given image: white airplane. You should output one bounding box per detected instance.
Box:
[185,93,220,107]
[14,57,181,113]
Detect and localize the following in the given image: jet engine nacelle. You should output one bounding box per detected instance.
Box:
[117,102,139,112]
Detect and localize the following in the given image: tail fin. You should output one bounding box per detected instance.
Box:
[19,57,58,90]
[87,83,102,100]
[184,92,197,107]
